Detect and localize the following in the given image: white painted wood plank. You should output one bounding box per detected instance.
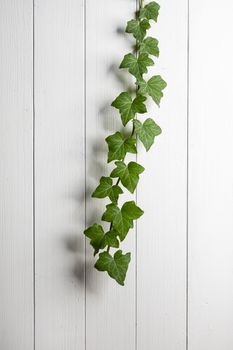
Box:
[0,1,33,349]
[85,0,137,349]
[137,0,187,349]
[189,1,233,349]
[34,1,85,349]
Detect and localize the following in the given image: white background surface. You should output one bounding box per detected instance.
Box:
[0,0,233,349]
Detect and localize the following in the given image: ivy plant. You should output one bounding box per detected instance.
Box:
[84,0,166,286]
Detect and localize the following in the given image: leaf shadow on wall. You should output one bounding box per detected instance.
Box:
[63,27,135,292]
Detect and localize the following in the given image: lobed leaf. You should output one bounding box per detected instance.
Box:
[95,250,131,286]
[105,132,137,163]
[84,224,119,255]
[139,37,159,57]
[139,1,160,22]
[120,53,154,81]
[84,224,106,256]
[111,161,144,193]
[102,201,144,241]
[138,75,167,106]
[112,92,147,126]
[134,118,162,151]
[102,229,119,249]
[92,176,123,203]
[126,19,150,42]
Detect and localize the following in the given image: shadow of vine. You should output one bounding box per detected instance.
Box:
[63,14,137,292]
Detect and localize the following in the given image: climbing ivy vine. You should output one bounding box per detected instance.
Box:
[84,1,166,286]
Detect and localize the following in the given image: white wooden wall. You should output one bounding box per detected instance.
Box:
[0,0,233,349]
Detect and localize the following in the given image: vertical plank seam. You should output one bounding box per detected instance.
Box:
[186,0,190,349]
[32,0,36,349]
[84,0,87,349]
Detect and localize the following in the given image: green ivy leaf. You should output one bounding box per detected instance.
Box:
[84,225,119,255]
[139,1,160,22]
[105,132,137,163]
[92,176,123,203]
[120,53,154,81]
[134,118,162,151]
[95,250,131,286]
[111,92,147,126]
[102,229,119,249]
[126,19,150,42]
[139,37,159,57]
[84,224,105,256]
[111,161,144,193]
[102,201,144,241]
[138,75,167,106]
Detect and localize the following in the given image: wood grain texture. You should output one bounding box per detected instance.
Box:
[85,0,137,349]
[2,0,233,349]
[189,1,233,349]
[0,1,34,349]
[34,1,85,349]
[136,0,188,349]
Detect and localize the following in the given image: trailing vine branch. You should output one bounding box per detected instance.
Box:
[84,1,167,286]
